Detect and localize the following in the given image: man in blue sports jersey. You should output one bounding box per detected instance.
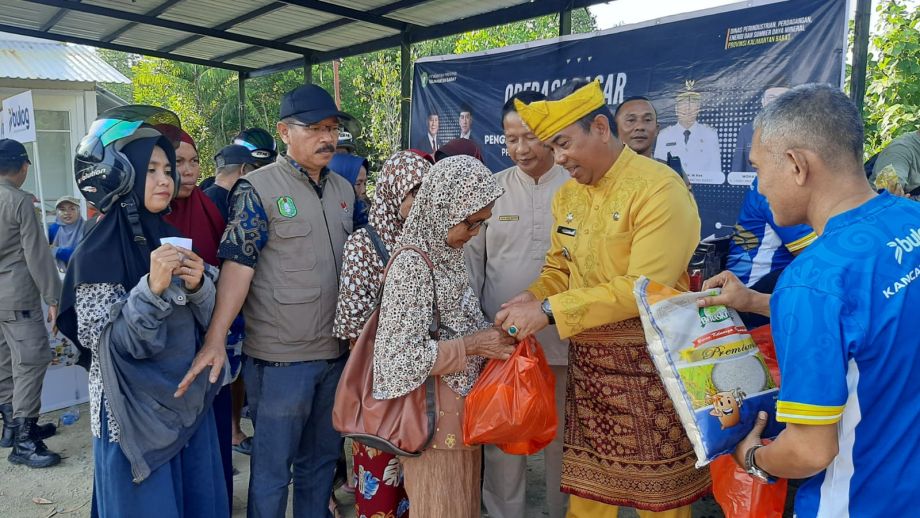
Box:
[699,84,920,518]
[726,178,816,288]
[726,178,816,327]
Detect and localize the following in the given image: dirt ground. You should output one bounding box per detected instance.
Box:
[1,402,740,517]
[0,404,94,518]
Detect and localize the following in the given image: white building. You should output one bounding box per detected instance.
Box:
[0,33,129,411]
[0,32,129,222]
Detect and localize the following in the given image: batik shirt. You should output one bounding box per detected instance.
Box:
[218,160,329,267]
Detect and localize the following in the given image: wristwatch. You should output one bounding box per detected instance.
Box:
[541,298,555,325]
[744,445,777,483]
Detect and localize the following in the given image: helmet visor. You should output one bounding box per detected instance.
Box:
[76,105,182,163]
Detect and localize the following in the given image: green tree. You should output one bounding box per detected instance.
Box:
[131,59,237,174]
[97,49,137,101]
[862,1,920,157]
[453,8,596,53]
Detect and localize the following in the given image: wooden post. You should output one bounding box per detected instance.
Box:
[400,34,411,150]
[849,0,871,114]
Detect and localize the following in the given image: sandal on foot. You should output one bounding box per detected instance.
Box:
[232,436,253,455]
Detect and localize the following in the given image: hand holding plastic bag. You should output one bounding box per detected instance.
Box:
[463,336,557,455]
[711,448,788,518]
[712,325,787,518]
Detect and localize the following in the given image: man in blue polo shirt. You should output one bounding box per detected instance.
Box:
[700,84,920,517]
[726,177,815,288]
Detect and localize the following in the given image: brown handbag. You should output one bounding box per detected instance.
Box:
[332,245,441,457]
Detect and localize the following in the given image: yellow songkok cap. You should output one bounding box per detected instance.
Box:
[514,80,606,141]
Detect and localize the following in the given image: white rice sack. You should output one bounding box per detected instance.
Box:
[634,276,783,467]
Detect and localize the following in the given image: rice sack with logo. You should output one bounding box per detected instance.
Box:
[634,276,784,467]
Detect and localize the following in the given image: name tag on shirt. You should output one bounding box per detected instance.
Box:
[498,215,519,222]
[665,142,677,147]
[557,226,576,237]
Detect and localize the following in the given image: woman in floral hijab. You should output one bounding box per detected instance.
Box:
[333,150,430,517]
[371,155,516,517]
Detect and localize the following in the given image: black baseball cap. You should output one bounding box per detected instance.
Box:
[279,84,358,132]
[215,144,260,168]
[0,139,31,164]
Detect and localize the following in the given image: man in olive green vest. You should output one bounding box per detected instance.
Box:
[177,84,356,518]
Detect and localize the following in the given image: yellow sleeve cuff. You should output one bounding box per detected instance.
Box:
[776,401,844,425]
[786,232,817,253]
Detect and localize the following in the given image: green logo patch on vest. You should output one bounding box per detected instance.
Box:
[277,196,297,218]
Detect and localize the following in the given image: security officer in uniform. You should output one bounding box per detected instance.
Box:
[0,139,62,468]
[654,81,722,184]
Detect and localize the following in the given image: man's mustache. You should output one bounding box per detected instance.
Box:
[316,144,335,154]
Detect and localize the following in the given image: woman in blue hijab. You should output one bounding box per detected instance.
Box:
[49,196,85,272]
[329,153,370,229]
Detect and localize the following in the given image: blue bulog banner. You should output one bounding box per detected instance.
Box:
[411,0,847,239]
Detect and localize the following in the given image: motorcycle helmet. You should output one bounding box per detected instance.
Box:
[233,127,278,167]
[74,105,182,213]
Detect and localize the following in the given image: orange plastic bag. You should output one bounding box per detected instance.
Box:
[712,324,787,518]
[749,325,780,384]
[711,453,788,518]
[462,336,557,455]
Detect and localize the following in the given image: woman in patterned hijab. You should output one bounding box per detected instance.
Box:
[333,150,430,518]
[371,155,516,518]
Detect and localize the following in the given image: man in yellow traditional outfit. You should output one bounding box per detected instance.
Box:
[496,79,709,517]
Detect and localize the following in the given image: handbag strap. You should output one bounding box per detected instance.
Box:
[364,224,390,265]
[380,245,441,340]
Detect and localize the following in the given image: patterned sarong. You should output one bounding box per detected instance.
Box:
[561,318,711,511]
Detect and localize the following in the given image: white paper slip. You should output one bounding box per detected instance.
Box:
[160,237,192,250]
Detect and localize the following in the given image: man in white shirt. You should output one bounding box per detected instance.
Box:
[466,91,569,518]
[654,82,723,184]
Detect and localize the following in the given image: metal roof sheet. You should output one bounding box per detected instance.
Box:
[158,0,274,29]
[112,24,191,51]
[0,3,59,31]
[303,21,399,48]
[230,5,341,40]
[171,36,251,60]
[83,0,163,16]
[0,0,608,76]
[389,0,530,26]
[0,35,130,83]
[49,11,125,41]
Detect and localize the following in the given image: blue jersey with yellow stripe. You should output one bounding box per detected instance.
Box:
[770,192,920,518]
[727,178,816,286]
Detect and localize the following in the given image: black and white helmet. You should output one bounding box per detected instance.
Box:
[74,105,182,213]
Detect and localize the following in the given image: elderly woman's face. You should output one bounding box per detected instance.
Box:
[446,202,493,249]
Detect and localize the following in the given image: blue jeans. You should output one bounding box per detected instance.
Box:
[243,355,346,518]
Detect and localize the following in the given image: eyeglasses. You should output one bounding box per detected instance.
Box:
[286,121,343,136]
[465,217,487,231]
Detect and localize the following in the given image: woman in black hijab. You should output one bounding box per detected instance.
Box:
[58,131,227,518]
